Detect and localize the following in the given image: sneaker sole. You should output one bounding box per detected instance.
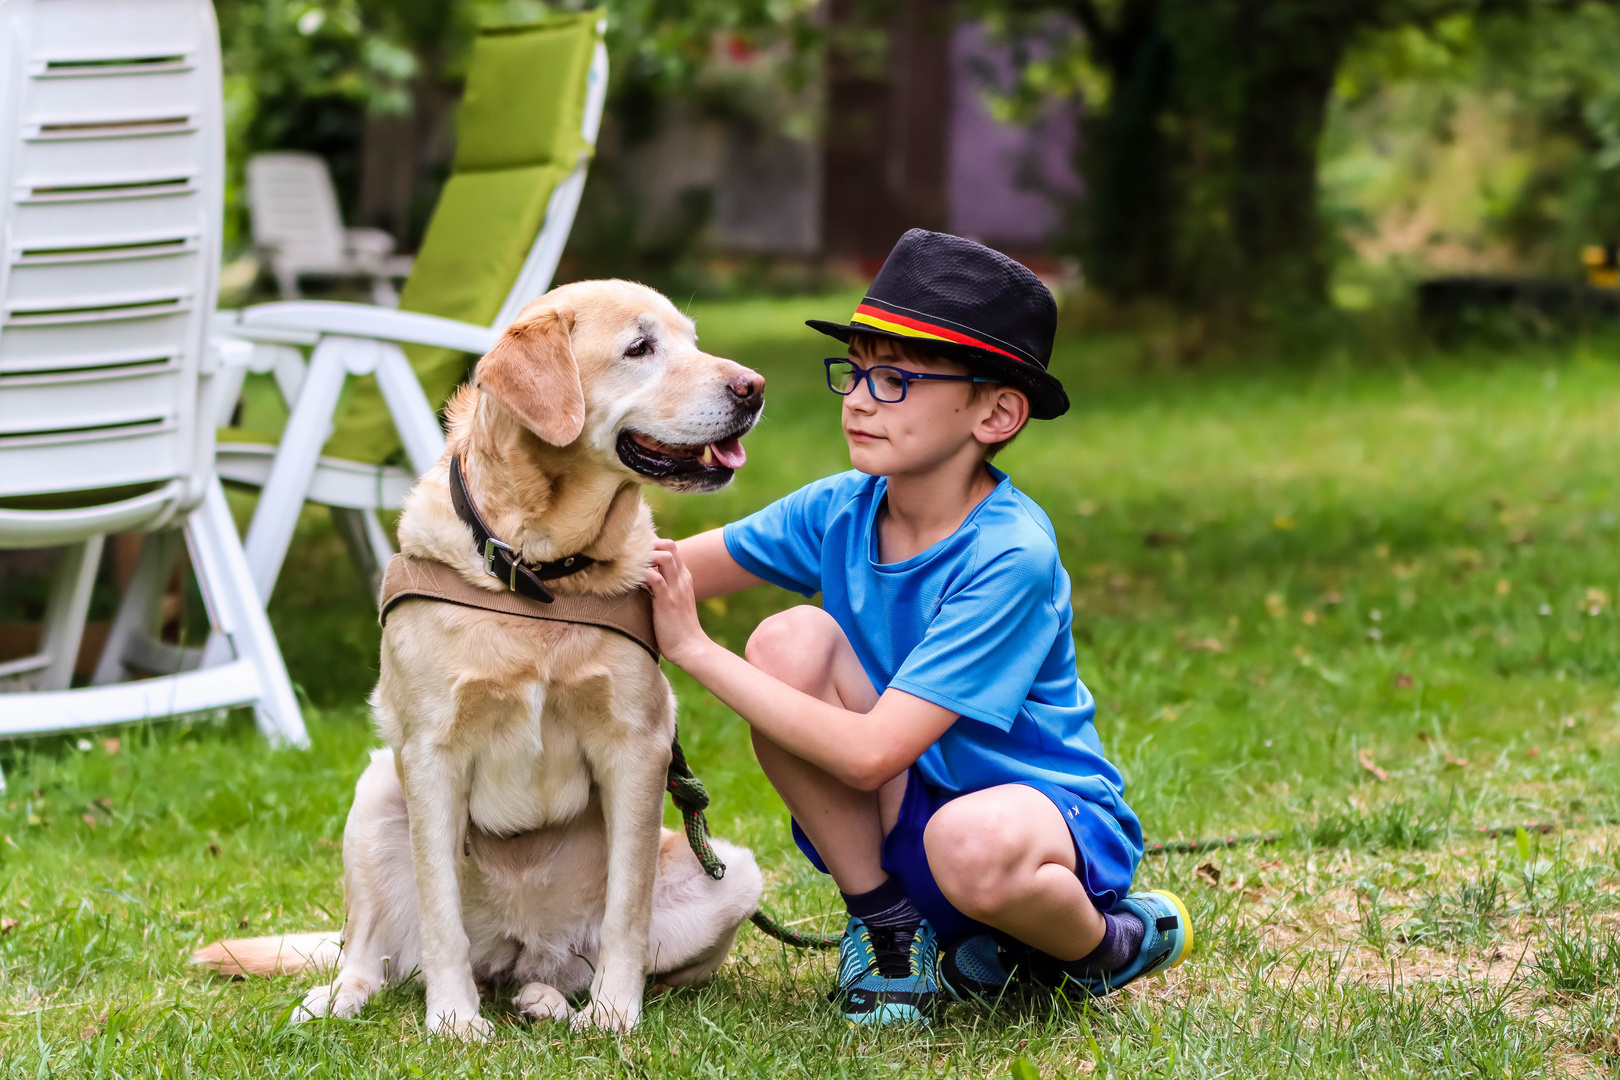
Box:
[844,1003,931,1026]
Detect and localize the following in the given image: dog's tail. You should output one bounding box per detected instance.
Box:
[191,933,341,977]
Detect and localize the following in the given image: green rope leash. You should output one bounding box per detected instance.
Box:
[1143,834,1283,856]
[747,908,842,950]
[665,735,725,880]
[667,732,843,950]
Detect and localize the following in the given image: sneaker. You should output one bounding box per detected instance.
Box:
[834,916,940,1025]
[940,931,1022,1002]
[1032,890,1193,998]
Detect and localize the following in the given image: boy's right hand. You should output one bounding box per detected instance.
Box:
[646,538,712,669]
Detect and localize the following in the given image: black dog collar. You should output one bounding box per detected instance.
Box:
[449,454,596,604]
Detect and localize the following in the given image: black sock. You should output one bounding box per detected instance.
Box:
[841,875,922,931]
[1064,910,1146,977]
[842,876,922,976]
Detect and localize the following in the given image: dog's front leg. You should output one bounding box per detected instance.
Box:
[397,741,489,1040]
[574,740,670,1033]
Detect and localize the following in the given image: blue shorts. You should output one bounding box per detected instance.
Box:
[791,766,1137,941]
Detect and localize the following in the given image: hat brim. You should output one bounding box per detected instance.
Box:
[806,319,1069,420]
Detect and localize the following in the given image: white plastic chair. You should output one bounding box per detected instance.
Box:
[0,0,307,791]
[246,151,412,306]
[214,19,608,604]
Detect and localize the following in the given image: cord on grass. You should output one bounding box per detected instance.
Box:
[1139,820,1577,857]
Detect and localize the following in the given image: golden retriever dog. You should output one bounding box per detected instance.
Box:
[195,280,766,1036]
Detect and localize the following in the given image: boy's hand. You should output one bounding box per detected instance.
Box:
[646,538,713,668]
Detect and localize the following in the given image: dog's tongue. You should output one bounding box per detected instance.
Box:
[711,437,746,470]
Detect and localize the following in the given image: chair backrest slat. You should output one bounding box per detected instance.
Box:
[0,0,222,503]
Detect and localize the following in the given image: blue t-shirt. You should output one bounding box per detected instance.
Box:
[723,467,1137,826]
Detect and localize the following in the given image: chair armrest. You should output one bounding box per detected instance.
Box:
[208,334,254,374]
[237,301,499,354]
[378,254,415,278]
[344,227,396,258]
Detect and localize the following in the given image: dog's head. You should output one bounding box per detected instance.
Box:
[473,280,764,493]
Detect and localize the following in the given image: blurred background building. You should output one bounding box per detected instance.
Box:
[619,9,1078,270]
[215,0,1086,296]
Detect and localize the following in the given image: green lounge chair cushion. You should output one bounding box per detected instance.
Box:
[454,18,595,172]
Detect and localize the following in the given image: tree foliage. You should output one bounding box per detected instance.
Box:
[986,0,1620,317]
[215,0,417,244]
[214,0,1620,315]
[1328,4,1620,284]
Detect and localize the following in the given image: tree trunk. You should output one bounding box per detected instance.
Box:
[822,0,953,263]
[358,112,416,241]
[1068,0,1377,315]
[1226,2,1363,308]
[1076,0,1177,300]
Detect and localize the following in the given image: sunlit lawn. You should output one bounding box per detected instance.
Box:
[2,296,1619,1077]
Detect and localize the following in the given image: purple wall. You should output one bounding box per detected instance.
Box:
[947,22,1081,249]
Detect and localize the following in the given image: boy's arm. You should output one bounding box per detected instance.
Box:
[676,528,767,601]
[682,651,955,792]
[648,538,956,791]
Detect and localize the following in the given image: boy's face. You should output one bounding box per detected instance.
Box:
[839,335,1027,478]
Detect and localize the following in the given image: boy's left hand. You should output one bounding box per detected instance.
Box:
[645,538,711,667]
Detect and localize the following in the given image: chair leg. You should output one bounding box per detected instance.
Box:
[267,344,308,407]
[37,538,104,691]
[370,274,400,308]
[190,479,308,747]
[91,531,184,685]
[276,265,301,301]
[330,507,394,601]
[240,336,352,603]
[212,362,250,428]
[373,342,446,476]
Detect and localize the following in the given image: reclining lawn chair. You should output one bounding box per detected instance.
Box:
[0,0,306,791]
[214,12,608,602]
[246,150,413,305]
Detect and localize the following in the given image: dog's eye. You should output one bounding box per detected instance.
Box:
[624,337,654,358]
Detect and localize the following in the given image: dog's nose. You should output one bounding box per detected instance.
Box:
[728,371,765,405]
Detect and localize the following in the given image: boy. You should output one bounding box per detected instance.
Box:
[644,230,1190,1024]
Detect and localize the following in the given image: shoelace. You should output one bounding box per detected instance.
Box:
[866,925,917,979]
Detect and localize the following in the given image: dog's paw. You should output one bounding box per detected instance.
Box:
[426,1005,493,1041]
[292,982,366,1023]
[570,997,640,1034]
[514,982,573,1022]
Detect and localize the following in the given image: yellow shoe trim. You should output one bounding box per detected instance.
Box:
[1150,889,1194,971]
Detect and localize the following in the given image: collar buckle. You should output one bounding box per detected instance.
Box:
[483,536,516,589]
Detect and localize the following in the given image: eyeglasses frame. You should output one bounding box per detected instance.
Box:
[824,357,996,403]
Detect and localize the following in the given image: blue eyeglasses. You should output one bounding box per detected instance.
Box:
[824,358,994,403]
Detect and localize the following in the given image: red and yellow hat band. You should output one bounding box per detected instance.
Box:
[849,303,1026,363]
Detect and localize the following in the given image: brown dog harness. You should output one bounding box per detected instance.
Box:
[378,554,658,660]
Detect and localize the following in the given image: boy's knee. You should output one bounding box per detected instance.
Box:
[744,606,841,690]
[924,802,1025,920]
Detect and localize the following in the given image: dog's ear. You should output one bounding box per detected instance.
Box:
[473,305,584,446]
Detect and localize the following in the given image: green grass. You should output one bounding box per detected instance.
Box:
[2,296,1620,1077]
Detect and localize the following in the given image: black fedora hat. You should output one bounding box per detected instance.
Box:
[807,230,1068,419]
